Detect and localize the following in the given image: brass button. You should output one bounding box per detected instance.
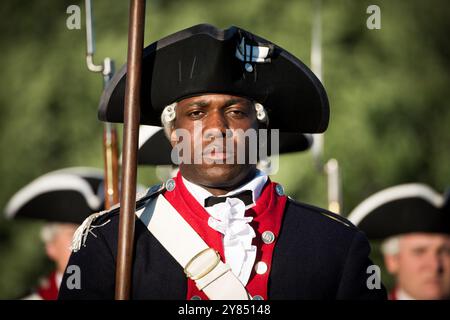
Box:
[261,231,275,244]
[165,179,176,191]
[255,261,268,275]
[190,295,202,300]
[275,184,284,196]
[245,63,254,72]
[252,295,264,300]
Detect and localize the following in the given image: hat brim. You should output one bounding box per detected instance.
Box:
[138,127,174,165]
[348,184,450,240]
[4,168,104,224]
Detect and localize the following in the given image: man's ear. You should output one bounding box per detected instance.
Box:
[45,241,57,262]
[169,128,178,148]
[384,254,399,275]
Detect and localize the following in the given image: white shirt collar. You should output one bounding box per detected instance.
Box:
[56,272,63,290]
[396,287,416,300]
[182,170,268,209]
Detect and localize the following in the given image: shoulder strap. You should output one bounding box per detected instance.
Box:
[136,194,250,300]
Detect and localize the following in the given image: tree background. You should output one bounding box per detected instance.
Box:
[0,0,448,298]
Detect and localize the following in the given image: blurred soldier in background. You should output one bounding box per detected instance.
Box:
[4,168,105,299]
[348,183,450,300]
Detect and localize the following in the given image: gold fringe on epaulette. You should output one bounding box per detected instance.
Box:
[71,211,111,252]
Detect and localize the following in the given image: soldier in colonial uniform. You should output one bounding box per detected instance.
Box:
[348,183,450,300]
[59,24,387,300]
[4,167,105,300]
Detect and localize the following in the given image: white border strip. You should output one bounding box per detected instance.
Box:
[5,173,102,219]
[138,125,164,150]
[48,167,103,179]
[119,125,164,165]
[348,183,444,226]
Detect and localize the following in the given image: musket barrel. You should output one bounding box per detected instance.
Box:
[85,0,103,72]
[102,59,120,209]
[85,0,95,55]
[115,0,146,300]
[103,122,120,208]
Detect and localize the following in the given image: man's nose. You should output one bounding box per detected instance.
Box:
[204,110,228,136]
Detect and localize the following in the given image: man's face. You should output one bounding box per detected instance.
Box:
[171,93,259,190]
[384,233,450,299]
[45,223,78,273]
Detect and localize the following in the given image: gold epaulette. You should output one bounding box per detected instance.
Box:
[70,183,164,252]
[318,211,351,227]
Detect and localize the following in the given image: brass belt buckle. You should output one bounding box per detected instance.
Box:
[184,248,221,280]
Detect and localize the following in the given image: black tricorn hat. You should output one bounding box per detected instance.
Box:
[4,167,105,224]
[137,126,173,165]
[99,24,329,133]
[136,126,314,166]
[348,184,450,240]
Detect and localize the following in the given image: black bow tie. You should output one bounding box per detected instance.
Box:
[204,190,254,207]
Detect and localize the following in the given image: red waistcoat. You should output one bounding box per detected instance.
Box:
[163,172,287,300]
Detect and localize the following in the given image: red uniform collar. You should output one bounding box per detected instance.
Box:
[37,271,59,300]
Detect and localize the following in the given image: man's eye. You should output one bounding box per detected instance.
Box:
[228,110,247,118]
[438,247,450,256]
[412,248,427,256]
[188,111,204,118]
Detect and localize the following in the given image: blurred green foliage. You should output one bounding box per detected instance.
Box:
[0,0,448,298]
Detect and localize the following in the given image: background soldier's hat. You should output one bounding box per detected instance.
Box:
[137,126,173,165]
[136,126,314,166]
[99,24,329,133]
[4,167,105,224]
[348,183,450,240]
[276,132,313,154]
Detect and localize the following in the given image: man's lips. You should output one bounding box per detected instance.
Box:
[191,140,239,161]
[203,150,234,160]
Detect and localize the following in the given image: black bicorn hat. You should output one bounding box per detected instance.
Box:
[4,167,105,224]
[347,183,450,240]
[136,126,314,166]
[99,24,329,133]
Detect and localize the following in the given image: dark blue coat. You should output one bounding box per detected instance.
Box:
[58,190,387,300]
